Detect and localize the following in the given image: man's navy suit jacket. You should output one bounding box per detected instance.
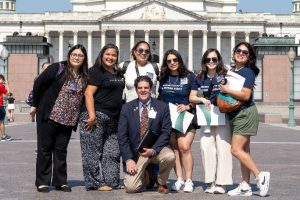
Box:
[117,98,172,162]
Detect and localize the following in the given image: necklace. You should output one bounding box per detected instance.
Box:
[207,74,215,79]
[234,66,244,71]
[169,75,179,85]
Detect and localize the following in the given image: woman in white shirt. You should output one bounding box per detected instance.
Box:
[119,41,159,102]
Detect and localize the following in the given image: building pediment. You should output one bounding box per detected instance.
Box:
[101,0,206,22]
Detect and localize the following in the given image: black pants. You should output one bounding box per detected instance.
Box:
[35,116,72,187]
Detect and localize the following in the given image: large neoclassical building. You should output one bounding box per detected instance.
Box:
[0,0,299,105]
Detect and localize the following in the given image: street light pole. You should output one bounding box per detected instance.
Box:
[287,47,296,127]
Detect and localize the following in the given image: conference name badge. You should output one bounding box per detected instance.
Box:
[180,78,188,85]
[149,109,157,119]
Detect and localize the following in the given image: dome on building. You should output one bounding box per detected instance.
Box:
[0,0,16,13]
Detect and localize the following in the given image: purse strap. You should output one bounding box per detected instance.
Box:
[135,62,140,77]
[206,76,217,99]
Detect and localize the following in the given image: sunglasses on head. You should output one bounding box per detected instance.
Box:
[136,48,150,55]
[235,48,249,56]
[205,57,218,64]
[166,58,178,64]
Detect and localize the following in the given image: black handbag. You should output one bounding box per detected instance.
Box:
[188,106,200,129]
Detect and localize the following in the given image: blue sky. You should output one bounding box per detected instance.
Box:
[16,0,292,14]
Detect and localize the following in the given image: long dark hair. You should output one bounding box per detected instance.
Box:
[233,42,260,77]
[93,43,122,76]
[198,48,227,79]
[131,40,152,61]
[160,49,190,83]
[66,44,89,88]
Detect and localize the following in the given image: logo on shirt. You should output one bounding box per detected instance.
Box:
[146,72,154,79]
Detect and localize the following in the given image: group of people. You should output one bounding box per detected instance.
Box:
[30,40,270,197]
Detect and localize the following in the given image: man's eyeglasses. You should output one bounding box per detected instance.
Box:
[71,53,85,60]
[205,57,218,64]
[235,48,249,56]
[166,58,178,64]
[136,48,150,55]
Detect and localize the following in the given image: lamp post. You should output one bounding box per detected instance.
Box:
[152,40,156,52]
[68,40,73,50]
[151,40,159,63]
[287,47,296,127]
[0,44,9,125]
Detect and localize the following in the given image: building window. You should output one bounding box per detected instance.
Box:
[6,2,9,9]
[0,2,3,9]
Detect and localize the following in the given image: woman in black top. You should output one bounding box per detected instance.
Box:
[31,44,89,192]
[7,92,15,122]
[79,43,125,191]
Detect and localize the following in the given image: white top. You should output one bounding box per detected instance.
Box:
[119,61,159,102]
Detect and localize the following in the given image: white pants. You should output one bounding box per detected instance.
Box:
[200,123,233,185]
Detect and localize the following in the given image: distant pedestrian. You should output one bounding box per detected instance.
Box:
[0,74,11,141]
[7,92,15,122]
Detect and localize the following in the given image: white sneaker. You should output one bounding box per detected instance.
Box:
[183,180,194,193]
[1,135,12,141]
[203,126,211,133]
[214,186,226,194]
[228,183,252,196]
[205,185,215,194]
[171,179,185,191]
[256,171,270,197]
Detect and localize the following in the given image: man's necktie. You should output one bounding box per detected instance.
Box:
[140,104,149,139]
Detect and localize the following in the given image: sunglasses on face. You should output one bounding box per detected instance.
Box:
[166,58,178,64]
[205,57,218,64]
[235,48,249,56]
[136,48,150,55]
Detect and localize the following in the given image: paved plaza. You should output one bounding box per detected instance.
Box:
[0,121,299,200]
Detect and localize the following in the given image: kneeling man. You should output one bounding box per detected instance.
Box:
[118,76,175,193]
